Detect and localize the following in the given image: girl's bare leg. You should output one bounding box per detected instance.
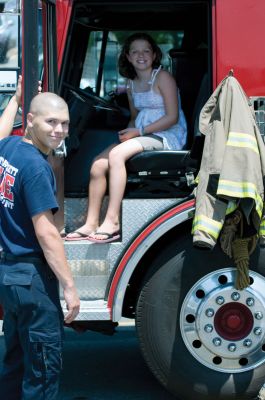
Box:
[66,145,116,238]
[89,139,143,240]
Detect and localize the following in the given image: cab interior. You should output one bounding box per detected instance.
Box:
[59,0,211,198]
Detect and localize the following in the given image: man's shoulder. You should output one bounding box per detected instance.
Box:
[11,140,51,175]
[19,141,48,165]
[23,149,51,173]
[0,135,21,147]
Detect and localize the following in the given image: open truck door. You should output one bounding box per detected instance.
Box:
[23,0,64,232]
[0,1,21,131]
[0,0,64,319]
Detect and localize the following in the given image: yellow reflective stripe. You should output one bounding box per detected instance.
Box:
[256,195,263,218]
[192,215,223,239]
[217,180,256,197]
[227,132,259,154]
[259,220,265,236]
[217,180,263,218]
[226,200,238,215]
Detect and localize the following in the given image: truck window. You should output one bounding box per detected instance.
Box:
[0,1,20,127]
[80,31,103,92]
[0,1,43,128]
[0,13,19,67]
[79,30,185,98]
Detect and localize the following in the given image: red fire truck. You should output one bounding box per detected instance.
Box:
[1,0,265,399]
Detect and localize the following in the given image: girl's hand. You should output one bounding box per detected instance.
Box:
[118,128,140,142]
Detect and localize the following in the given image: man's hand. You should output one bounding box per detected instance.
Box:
[63,285,80,324]
[15,75,22,105]
[14,75,42,106]
[118,127,140,142]
[37,80,42,94]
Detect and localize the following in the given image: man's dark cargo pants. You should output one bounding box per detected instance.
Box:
[0,253,64,400]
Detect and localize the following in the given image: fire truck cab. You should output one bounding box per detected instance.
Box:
[1,0,265,399]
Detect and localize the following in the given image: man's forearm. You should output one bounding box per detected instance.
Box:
[0,96,19,139]
[32,212,75,289]
[39,233,75,290]
[33,211,80,323]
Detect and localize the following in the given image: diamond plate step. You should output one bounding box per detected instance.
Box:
[63,197,180,302]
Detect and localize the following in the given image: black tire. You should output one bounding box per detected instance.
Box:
[136,231,265,400]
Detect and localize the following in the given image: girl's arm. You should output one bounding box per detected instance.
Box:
[0,75,22,139]
[143,70,179,135]
[126,87,138,128]
[118,87,140,141]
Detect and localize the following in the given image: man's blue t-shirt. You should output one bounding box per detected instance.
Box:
[0,136,58,255]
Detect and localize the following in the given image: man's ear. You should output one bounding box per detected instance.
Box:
[26,112,33,127]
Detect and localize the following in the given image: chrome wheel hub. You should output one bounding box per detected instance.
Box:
[180,268,265,372]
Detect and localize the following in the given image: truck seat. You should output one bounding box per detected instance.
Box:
[125,150,197,198]
[126,150,189,172]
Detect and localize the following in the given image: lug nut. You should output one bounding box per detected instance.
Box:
[204,324,213,333]
[255,312,263,320]
[246,298,255,307]
[216,296,225,305]
[254,327,262,336]
[231,292,240,301]
[243,339,252,347]
[205,308,215,317]
[213,337,222,346]
[228,343,236,352]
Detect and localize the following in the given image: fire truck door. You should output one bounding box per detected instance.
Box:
[213,0,265,96]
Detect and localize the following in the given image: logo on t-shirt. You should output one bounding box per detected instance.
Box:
[0,156,18,209]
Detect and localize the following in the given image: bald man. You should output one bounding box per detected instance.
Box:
[0,92,80,400]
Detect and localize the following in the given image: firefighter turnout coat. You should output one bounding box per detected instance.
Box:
[192,75,265,249]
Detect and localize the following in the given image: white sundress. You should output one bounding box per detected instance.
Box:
[129,66,187,150]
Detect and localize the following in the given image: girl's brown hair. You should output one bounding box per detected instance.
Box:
[118,33,163,80]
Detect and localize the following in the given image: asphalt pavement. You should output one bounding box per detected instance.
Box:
[0,320,177,400]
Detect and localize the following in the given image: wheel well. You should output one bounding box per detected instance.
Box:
[122,219,192,318]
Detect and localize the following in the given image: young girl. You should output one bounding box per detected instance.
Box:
[65,32,187,243]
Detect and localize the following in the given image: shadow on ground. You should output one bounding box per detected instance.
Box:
[58,324,177,400]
